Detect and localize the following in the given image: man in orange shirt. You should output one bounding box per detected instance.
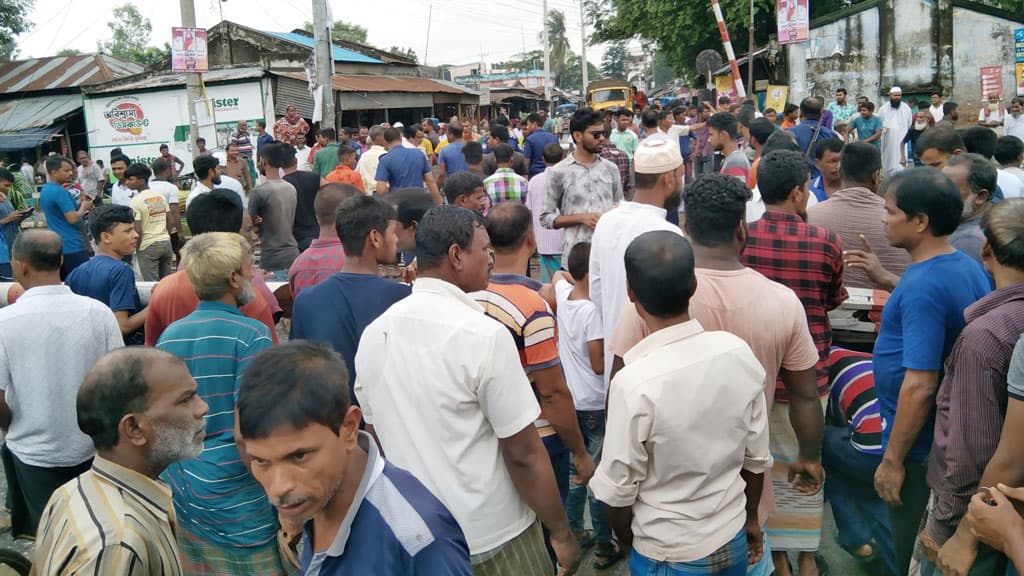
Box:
[325,145,365,192]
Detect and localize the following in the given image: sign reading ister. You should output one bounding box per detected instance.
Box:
[213,97,240,108]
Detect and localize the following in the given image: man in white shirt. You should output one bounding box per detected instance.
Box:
[996,135,1024,190]
[0,230,124,539]
[148,158,182,240]
[928,92,945,124]
[979,93,1007,131]
[355,206,579,575]
[878,87,914,177]
[356,126,388,193]
[75,151,104,199]
[591,230,772,574]
[1004,97,1024,141]
[108,154,133,206]
[185,156,246,209]
[589,138,684,380]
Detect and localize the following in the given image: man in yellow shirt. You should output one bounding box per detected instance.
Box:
[124,163,173,281]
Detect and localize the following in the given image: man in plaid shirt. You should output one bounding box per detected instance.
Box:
[287,183,360,297]
[602,109,633,199]
[483,144,529,207]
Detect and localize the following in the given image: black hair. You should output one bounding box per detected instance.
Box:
[706,112,739,140]
[443,171,484,205]
[748,118,775,147]
[485,202,532,251]
[319,127,337,141]
[840,142,882,185]
[110,154,130,168]
[982,199,1024,271]
[447,121,463,138]
[570,108,603,137]
[624,231,696,318]
[836,88,848,96]
[718,96,731,106]
[335,194,396,257]
[391,188,435,227]
[193,155,220,180]
[617,108,634,118]
[0,168,12,183]
[887,167,963,236]
[123,162,152,182]
[525,113,543,127]
[490,124,510,142]
[995,136,1024,165]
[915,125,963,157]
[962,126,997,160]
[493,143,514,164]
[238,341,351,439]
[942,101,958,116]
[403,123,420,140]
[946,153,998,198]
[640,108,660,129]
[567,241,590,281]
[45,154,73,173]
[542,142,564,164]
[313,183,360,225]
[683,173,751,247]
[89,204,135,242]
[260,142,289,169]
[462,141,484,164]
[256,120,267,129]
[158,143,169,151]
[858,101,875,112]
[758,150,810,205]
[336,144,357,160]
[186,188,243,235]
[281,143,298,168]
[783,103,799,116]
[11,229,62,271]
[761,130,801,155]
[150,157,172,177]
[492,115,510,127]
[196,137,206,145]
[813,137,844,160]
[736,107,755,128]
[383,127,402,144]
[416,205,485,270]
[800,97,823,120]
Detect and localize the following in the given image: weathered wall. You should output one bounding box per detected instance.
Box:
[951,6,1021,110]
[880,0,938,91]
[805,7,881,102]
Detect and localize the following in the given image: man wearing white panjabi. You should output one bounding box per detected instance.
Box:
[878,87,914,176]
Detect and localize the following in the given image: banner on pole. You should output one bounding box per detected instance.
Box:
[1015,28,1024,62]
[765,85,789,112]
[980,66,1003,99]
[1016,63,1024,96]
[715,75,738,105]
[171,28,208,72]
[777,0,809,45]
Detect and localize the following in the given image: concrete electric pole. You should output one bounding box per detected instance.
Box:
[543,0,552,114]
[179,0,202,157]
[579,0,588,95]
[312,0,336,131]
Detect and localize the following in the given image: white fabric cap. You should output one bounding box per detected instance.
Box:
[634,137,683,174]
[890,86,902,94]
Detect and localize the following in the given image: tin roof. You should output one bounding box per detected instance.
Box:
[83,66,265,94]
[265,32,384,64]
[0,54,144,95]
[0,93,81,132]
[275,71,477,95]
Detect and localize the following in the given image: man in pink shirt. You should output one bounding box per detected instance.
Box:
[526,143,566,282]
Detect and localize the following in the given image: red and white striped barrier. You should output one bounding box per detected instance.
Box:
[710,0,748,99]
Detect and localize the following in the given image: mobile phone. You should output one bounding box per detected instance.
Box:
[20,207,34,215]
[979,486,996,506]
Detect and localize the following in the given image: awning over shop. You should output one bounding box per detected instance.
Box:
[0,93,81,150]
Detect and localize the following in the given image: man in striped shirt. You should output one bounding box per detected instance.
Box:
[156,232,288,575]
[33,347,208,575]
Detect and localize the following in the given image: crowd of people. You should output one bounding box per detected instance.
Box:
[1,88,1024,576]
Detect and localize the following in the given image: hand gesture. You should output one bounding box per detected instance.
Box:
[789,457,824,494]
[966,484,1024,554]
[570,451,596,486]
[874,458,906,505]
[845,234,896,290]
[581,213,602,229]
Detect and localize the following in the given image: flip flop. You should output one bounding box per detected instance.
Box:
[593,540,625,570]
[573,529,595,550]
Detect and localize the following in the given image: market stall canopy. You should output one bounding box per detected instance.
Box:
[0,94,80,151]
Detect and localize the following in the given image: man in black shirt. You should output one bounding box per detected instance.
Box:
[282,143,327,251]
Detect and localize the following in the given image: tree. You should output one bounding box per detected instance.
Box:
[100,3,152,60]
[386,46,418,63]
[538,9,572,87]
[652,51,677,88]
[601,40,628,79]
[56,48,83,57]
[493,50,544,72]
[0,0,34,62]
[562,54,599,94]
[302,20,369,44]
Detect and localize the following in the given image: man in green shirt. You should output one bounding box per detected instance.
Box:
[610,109,639,160]
[312,127,340,178]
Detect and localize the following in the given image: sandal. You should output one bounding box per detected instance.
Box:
[573,529,595,550]
[593,540,625,570]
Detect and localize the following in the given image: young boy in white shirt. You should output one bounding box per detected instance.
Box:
[554,242,621,568]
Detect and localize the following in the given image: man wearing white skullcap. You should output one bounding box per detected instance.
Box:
[878,86,914,176]
[587,137,686,382]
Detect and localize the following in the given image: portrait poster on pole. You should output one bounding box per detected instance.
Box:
[171,27,209,72]
[777,0,809,45]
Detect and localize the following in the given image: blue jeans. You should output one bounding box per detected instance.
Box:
[543,438,570,572]
[629,528,747,575]
[567,410,611,543]
[822,425,898,576]
[0,262,11,281]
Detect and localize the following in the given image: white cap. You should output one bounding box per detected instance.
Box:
[393,122,405,128]
[634,137,683,174]
[889,86,902,94]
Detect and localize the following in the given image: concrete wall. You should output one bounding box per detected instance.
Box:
[804,6,882,102]
[951,6,1021,109]
[880,0,938,91]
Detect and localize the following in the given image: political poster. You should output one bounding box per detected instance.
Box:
[171,27,208,72]
[777,0,809,45]
[715,75,738,106]
[766,85,789,112]
[980,66,1003,99]
[1015,28,1024,62]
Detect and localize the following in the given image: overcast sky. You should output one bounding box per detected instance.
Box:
[16,0,607,68]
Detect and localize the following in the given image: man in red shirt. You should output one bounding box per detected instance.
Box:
[288,183,360,297]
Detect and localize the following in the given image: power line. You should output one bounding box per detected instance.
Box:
[43,3,73,56]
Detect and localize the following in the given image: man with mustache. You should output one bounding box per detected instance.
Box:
[33,348,209,575]
[156,232,289,574]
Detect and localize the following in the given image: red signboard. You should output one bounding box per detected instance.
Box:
[777,0,809,45]
[980,65,1003,99]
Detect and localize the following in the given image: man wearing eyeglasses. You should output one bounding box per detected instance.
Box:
[541,108,624,270]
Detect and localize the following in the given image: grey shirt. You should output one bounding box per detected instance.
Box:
[1008,335,1024,400]
[950,217,985,263]
[540,154,624,268]
[249,179,299,271]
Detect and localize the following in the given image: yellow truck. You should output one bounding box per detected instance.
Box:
[586,79,632,112]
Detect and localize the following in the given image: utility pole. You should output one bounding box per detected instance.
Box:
[747,0,755,106]
[312,0,336,131]
[579,0,588,94]
[179,0,201,157]
[424,3,432,65]
[543,0,552,115]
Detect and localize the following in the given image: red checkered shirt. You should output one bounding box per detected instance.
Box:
[600,143,633,199]
[287,238,346,297]
[740,210,848,399]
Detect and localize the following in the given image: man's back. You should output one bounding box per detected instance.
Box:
[483,168,529,205]
[376,146,429,189]
[39,182,84,254]
[283,170,323,250]
[0,286,122,467]
[157,302,277,548]
[249,179,299,271]
[720,149,751,182]
[806,186,910,288]
[130,189,171,250]
[34,457,183,575]
[525,130,559,177]
[354,278,540,554]
[313,143,339,178]
[438,141,468,175]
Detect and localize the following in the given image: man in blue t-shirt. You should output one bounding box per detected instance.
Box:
[523,112,561,178]
[847,102,884,149]
[437,122,467,189]
[38,155,93,279]
[860,168,991,576]
[786,97,840,180]
[237,341,472,575]
[290,195,410,400]
[66,205,148,345]
[374,126,441,203]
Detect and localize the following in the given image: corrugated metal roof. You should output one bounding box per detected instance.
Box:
[265,32,383,64]
[273,72,475,95]
[0,54,144,94]
[83,66,266,94]
[0,93,82,133]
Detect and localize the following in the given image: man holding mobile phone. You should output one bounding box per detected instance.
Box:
[39,156,93,279]
[0,168,33,278]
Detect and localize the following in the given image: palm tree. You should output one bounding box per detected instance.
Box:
[538,9,573,87]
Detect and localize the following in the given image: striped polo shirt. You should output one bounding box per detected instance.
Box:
[301,432,472,575]
[827,347,882,455]
[472,274,560,441]
[33,456,183,575]
[156,301,278,548]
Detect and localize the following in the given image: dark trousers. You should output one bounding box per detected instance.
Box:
[0,263,11,281]
[886,459,930,576]
[59,251,90,281]
[1,445,92,538]
[541,439,570,573]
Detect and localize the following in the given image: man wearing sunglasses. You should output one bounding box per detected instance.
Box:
[540,108,624,270]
